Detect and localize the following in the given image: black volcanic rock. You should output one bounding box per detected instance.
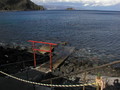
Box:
[0,0,45,11]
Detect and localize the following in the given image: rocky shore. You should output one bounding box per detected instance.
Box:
[0,42,46,74]
[0,42,120,76]
[53,48,120,77]
[0,42,120,90]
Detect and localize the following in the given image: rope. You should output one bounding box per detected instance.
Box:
[41,60,120,82]
[0,71,96,87]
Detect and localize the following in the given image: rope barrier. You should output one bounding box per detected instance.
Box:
[0,71,96,87]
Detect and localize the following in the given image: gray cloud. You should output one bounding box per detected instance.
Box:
[31,0,120,6]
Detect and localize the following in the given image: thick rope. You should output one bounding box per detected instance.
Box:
[0,71,96,87]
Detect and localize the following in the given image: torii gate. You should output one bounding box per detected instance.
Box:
[28,40,57,71]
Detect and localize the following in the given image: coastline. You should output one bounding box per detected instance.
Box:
[0,9,45,12]
[0,42,120,90]
[0,42,120,76]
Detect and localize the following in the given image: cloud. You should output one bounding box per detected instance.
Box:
[81,0,120,6]
[83,3,89,6]
[31,0,120,6]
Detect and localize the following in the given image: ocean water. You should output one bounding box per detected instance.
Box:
[0,10,120,55]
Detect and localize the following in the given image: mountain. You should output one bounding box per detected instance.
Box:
[43,4,69,10]
[0,0,45,11]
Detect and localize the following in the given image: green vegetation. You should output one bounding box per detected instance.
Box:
[0,0,45,11]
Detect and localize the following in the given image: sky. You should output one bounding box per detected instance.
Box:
[31,0,120,11]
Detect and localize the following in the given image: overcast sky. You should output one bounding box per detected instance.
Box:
[31,0,120,11]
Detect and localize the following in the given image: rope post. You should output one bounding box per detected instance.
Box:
[32,42,36,68]
[50,75,53,89]
[83,72,87,90]
[96,84,100,90]
[96,74,100,90]
[95,74,105,90]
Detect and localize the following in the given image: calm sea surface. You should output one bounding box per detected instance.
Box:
[0,10,120,55]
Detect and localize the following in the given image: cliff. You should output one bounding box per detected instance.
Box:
[0,0,45,11]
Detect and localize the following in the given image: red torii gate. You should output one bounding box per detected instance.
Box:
[28,40,57,71]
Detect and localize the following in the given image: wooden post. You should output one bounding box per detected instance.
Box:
[32,42,36,68]
[96,84,100,90]
[83,72,87,90]
[50,45,52,71]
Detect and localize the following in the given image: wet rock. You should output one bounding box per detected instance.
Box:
[53,68,60,75]
[66,66,74,74]
[4,55,9,58]
[69,76,77,81]
[20,46,27,50]
[60,65,66,73]
[64,60,70,65]
[0,43,7,48]
[68,63,75,67]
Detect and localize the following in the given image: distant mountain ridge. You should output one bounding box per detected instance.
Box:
[0,0,45,11]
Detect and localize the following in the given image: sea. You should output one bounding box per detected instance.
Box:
[0,10,120,57]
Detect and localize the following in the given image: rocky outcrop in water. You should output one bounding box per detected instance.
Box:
[66,8,75,10]
[0,0,45,11]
